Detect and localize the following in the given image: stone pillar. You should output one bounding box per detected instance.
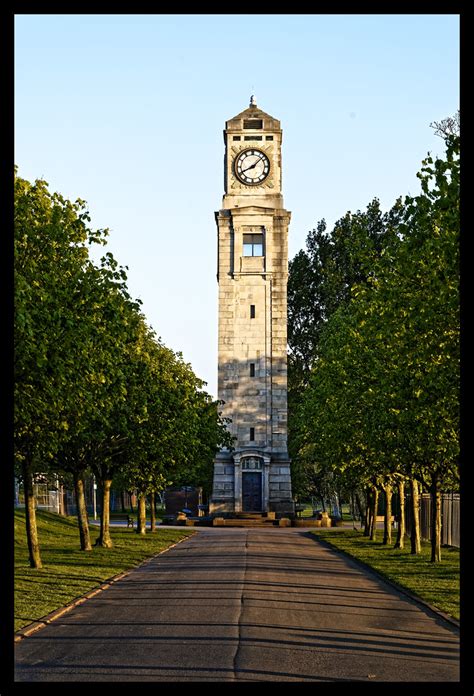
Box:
[234,455,242,512]
[263,455,271,512]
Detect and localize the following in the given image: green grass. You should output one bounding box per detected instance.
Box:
[14,510,193,632]
[296,502,353,519]
[313,529,460,620]
[109,507,166,519]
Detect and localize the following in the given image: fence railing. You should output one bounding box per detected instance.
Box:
[405,493,460,548]
[15,478,141,516]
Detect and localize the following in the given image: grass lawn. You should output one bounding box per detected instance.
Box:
[313,529,460,620]
[14,510,193,633]
[296,502,353,520]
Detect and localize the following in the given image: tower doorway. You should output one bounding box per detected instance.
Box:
[242,472,262,512]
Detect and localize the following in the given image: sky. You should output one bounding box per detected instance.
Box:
[14,14,460,398]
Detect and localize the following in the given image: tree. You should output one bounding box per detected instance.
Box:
[49,256,136,550]
[430,110,460,139]
[14,172,108,566]
[288,200,402,379]
[292,132,459,561]
[86,279,144,548]
[394,133,460,561]
[120,325,234,534]
[14,170,236,558]
[288,200,403,496]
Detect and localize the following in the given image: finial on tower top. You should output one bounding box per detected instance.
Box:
[249,94,257,107]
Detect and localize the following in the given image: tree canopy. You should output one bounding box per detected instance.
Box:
[287,130,459,561]
[14,170,232,562]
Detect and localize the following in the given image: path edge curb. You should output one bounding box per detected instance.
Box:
[310,532,460,630]
[14,533,193,642]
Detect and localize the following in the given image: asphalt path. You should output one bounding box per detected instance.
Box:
[15,528,459,682]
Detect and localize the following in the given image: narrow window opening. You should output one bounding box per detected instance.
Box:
[250,363,255,377]
[250,304,256,319]
[250,427,255,441]
[233,136,241,141]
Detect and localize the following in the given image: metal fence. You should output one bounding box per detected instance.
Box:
[15,476,140,516]
[15,480,64,514]
[405,492,460,548]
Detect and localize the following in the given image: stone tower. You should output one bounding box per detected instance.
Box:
[210,98,293,516]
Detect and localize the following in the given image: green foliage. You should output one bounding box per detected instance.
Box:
[14,175,106,472]
[287,198,402,382]
[117,324,233,498]
[288,198,402,497]
[288,129,460,514]
[14,170,233,559]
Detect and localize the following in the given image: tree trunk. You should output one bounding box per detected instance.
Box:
[150,492,156,532]
[370,487,378,541]
[363,487,371,536]
[410,478,421,554]
[354,491,364,529]
[127,491,135,513]
[350,491,357,529]
[136,493,147,535]
[383,484,393,545]
[394,479,406,549]
[95,479,113,548]
[62,487,68,516]
[22,461,42,568]
[73,471,92,551]
[120,490,126,513]
[430,476,442,562]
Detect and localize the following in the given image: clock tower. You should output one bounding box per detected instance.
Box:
[210,98,293,517]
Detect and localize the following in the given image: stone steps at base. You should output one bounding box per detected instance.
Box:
[212,517,291,527]
[213,519,275,527]
[294,519,325,527]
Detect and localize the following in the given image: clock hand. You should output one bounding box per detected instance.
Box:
[242,157,264,173]
[241,163,257,173]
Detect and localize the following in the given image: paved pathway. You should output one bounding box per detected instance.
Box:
[15,528,459,682]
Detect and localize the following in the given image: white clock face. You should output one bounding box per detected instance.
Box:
[234,149,270,185]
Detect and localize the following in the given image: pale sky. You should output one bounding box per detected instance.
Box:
[15,14,459,398]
